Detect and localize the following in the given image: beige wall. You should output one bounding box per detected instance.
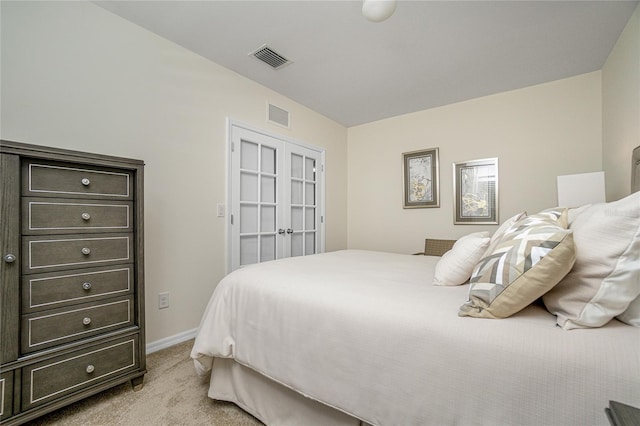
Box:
[0,1,348,344]
[347,72,602,254]
[603,3,640,201]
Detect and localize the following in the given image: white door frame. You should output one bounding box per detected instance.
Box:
[225,118,326,273]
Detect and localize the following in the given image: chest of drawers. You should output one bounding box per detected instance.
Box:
[0,140,145,425]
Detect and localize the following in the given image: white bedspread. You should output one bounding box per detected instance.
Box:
[192,250,640,426]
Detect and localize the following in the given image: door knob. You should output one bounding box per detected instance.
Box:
[3,254,16,263]
[278,229,285,235]
[286,228,293,234]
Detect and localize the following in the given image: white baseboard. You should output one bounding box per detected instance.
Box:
[146,327,199,354]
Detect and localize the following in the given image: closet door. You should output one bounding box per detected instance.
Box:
[285,145,321,258]
[229,125,324,271]
[231,127,285,270]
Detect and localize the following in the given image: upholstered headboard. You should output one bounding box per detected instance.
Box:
[633,145,640,193]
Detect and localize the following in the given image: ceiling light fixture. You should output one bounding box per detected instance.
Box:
[362,0,397,23]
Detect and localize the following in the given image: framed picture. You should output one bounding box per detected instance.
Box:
[453,157,498,224]
[402,148,439,208]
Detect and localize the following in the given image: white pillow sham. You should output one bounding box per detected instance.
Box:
[618,294,640,326]
[543,191,640,329]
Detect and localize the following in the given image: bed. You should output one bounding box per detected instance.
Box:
[191,186,640,425]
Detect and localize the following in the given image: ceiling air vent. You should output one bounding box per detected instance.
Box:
[251,45,292,70]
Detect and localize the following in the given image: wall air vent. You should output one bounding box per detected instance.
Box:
[268,103,290,128]
[251,45,292,70]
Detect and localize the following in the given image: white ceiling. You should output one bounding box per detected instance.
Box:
[94,1,638,127]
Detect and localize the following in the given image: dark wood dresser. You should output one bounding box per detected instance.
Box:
[0,140,146,425]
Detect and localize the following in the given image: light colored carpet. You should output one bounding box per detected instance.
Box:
[23,339,262,426]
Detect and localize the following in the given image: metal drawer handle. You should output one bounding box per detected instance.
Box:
[81,212,91,221]
[3,254,16,263]
[82,282,92,290]
[81,178,91,186]
[81,247,91,255]
[86,364,95,374]
[82,317,92,325]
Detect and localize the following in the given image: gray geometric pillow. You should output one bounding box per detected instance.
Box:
[459,209,575,319]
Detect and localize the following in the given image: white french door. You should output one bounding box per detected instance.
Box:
[229,124,324,271]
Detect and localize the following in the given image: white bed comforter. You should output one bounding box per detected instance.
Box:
[192,250,640,426]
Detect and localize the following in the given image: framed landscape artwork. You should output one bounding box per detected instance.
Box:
[453,157,498,224]
[402,148,439,208]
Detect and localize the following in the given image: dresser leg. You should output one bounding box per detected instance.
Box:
[131,375,145,391]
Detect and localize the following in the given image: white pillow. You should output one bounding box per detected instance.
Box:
[433,232,490,286]
[543,191,640,329]
[567,204,591,224]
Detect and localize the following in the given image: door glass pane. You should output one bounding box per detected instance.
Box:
[261,146,276,174]
[305,158,316,181]
[241,141,259,171]
[291,154,303,179]
[291,233,303,257]
[240,236,258,266]
[261,176,276,203]
[260,235,275,262]
[260,205,276,232]
[305,182,315,206]
[240,205,258,233]
[305,207,315,230]
[240,172,258,202]
[291,181,303,205]
[291,206,303,230]
[305,232,315,255]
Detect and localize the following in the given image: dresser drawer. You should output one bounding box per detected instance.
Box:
[21,297,134,354]
[23,233,133,274]
[22,336,139,410]
[22,266,133,313]
[23,161,132,199]
[23,198,133,235]
[0,370,13,421]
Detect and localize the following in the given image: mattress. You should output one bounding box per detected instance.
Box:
[191,250,640,425]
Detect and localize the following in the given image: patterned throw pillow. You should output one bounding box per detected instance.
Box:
[459,209,575,319]
[489,211,527,246]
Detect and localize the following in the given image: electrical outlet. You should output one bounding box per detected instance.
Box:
[158,292,170,309]
[216,203,225,217]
